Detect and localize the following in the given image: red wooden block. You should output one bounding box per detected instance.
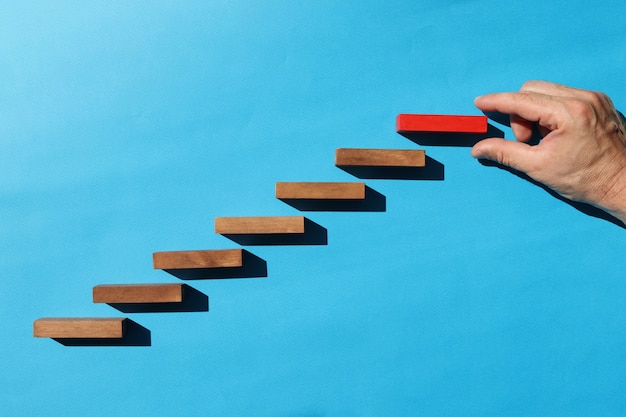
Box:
[396,114,488,134]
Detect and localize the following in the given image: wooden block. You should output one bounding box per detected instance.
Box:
[215,216,305,235]
[153,249,243,270]
[93,284,184,304]
[276,182,366,200]
[335,149,426,167]
[33,318,126,339]
[396,114,488,133]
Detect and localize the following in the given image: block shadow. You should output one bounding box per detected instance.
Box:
[398,123,504,147]
[221,218,328,246]
[279,186,386,212]
[337,155,444,180]
[53,319,151,347]
[163,250,268,279]
[106,284,209,313]
[482,111,511,127]
[478,159,625,229]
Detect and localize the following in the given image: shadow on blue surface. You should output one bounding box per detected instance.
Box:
[482,111,542,144]
[163,250,268,279]
[222,218,328,246]
[279,186,386,212]
[53,319,152,347]
[337,155,444,180]
[107,284,209,313]
[478,158,626,229]
[398,123,505,147]
[482,111,511,127]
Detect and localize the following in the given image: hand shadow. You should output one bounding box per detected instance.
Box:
[481,111,541,145]
[478,159,625,229]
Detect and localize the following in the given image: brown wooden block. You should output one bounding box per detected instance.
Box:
[335,148,426,167]
[153,249,244,270]
[215,216,306,235]
[276,182,366,200]
[93,284,184,304]
[33,318,126,339]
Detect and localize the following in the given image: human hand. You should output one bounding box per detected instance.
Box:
[472,80,626,225]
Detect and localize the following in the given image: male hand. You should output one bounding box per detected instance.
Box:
[472,80,626,225]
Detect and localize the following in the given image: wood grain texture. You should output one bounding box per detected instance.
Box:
[153,249,244,270]
[396,114,488,133]
[93,284,184,304]
[276,182,366,200]
[335,149,426,167]
[215,216,306,234]
[33,318,126,339]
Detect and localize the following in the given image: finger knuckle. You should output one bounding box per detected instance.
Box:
[520,80,541,91]
[495,149,507,165]
[582,89,611,109]
[597,92,616,111]
[565,99,595,120]
[595,91,612,105]
[513,91,534,105]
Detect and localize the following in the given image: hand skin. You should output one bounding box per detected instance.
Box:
[472,80,626,226]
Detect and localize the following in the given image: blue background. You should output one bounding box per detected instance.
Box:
[2,1,626,415]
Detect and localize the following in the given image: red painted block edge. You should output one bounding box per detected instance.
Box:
[396,114,488,134]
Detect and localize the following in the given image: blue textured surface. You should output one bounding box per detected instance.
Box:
[2,1,626,415]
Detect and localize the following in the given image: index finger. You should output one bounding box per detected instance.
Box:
[475,91,563,132]
[521,80,616,114]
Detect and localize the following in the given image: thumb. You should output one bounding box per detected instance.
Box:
[471,138,537,173]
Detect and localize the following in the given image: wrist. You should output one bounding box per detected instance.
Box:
[597,163,626,225]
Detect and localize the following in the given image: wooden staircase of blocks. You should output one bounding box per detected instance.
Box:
[33,114,488,346]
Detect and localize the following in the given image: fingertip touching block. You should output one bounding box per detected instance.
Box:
[396,114,488,134]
